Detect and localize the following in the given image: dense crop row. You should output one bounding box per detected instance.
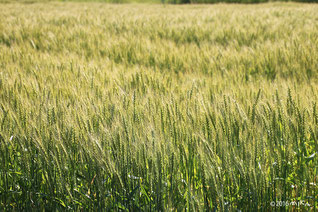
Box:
[174,0,318,3]
[1,0,318,4]
[0,2,317,210]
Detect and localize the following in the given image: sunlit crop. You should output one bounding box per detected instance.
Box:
[0,2,317,210]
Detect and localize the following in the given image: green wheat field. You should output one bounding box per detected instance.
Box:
[0,1,318,211]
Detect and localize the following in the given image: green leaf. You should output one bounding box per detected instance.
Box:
[55,198,66,208]
[305,152,316,162]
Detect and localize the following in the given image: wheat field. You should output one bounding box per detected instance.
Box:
[0,2,318,210]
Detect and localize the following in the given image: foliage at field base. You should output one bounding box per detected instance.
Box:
[0,2,318,211]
